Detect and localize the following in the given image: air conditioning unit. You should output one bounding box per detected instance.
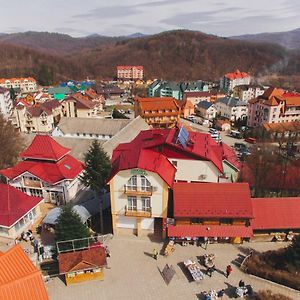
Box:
[198,174,207,180]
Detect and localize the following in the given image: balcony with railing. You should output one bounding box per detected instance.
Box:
[125,206,152,218]
[124,185,153,196]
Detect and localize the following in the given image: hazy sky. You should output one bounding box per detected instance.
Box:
[1,0,300,37]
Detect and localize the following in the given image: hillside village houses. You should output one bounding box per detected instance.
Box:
[0,87,13,119]
[0,135,84,205]
[220,70,251,92]
[214,96,248,122]
[108,127,241,237]
[183,91,226,106]
[247,87,300,127]
[0,77,38,93]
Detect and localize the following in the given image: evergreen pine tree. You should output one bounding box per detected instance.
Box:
[286,235,300,269]
[55,205,91,252]
[80,140,111,233]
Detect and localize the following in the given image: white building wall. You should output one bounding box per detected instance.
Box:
[111,169,166,217]
[0,90,13,119]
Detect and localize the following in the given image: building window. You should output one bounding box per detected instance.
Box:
[127,196,137,211]
[140,175,151,191]
[141,197,151,211]
[127,175,137,190]
[29,188,43,197]
[191,218,202,224]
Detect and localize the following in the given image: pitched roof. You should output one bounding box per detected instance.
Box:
[0,154,83,184]
[56,117,131,136]
[224,70,250,80]
[0,184,43,227]
[136,97,180,112]
[20,135,70,161]
[168,224,253,238]
[196,101,214,109]
[251,197,300,230]
[117,65,143,70]
[217,97,246,107]
[173,182,253,218]
[58,246,107,274]
[0,245,49,300]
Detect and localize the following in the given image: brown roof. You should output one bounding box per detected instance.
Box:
[27,106,51,117]
[58,246,107,274]
[263,121,300,133]
[0,245,49,300]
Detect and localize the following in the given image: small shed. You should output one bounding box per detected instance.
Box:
[58,246,107,285]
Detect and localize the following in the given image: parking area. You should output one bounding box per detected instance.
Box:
[46,236,300,300]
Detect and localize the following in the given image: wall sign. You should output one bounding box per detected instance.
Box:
[130,169,148,176]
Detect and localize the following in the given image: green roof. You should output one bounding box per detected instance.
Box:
[54,93,65,100]
[48,86,72,95]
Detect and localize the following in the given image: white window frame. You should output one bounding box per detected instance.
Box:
[127,196,137,211]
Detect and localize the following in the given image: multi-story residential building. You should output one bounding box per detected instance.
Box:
[134,97,181,128]
[196,101,217,120]
[14,100,62,133]
[0,87,13,119]
[220,70,251,92]
[117,66,144,80]
[215,97,248,122]
[108,127,240,237]
[247,87,300,127]
[0,77,38,93]
[62,92,103,118]
[148,80,207,100]
[183,91,226,106]
[0,135,84,205]
[233,84,265,102]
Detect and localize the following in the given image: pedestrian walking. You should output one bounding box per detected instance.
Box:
[153,248,158,260]
[226,264,233,278]
[217,289,225,299]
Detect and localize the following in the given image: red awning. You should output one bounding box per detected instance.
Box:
[168,225,253,238]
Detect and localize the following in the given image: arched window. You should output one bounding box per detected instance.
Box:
[127,175,137,190]
[140,175,151,191]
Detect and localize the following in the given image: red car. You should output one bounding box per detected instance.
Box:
[244,137,256,144]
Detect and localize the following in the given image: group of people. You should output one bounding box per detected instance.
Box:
[205,264,233,278]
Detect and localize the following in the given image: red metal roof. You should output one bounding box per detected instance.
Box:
[58,246,107,274]
[252,198,300,230]
[0,245,49,300]
[224,69,250,80]
[20,135,70,161]
[0,184,43,227]
[173,182,253,218]
[111,128,237,187]
[168,224,253,238]
[0,154,83,184]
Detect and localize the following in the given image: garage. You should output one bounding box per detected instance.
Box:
[141,218,154,230]
[117,216,137,229]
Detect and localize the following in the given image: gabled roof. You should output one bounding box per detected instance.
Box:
[58,246,107,274]
[0,245,48,300]
[0,154,83,184]
[252,197,300,230]
[196,100,214,109]
[173,182,253,218]
[216,97,246,107]
[0,184,43,227]
[20,135,70,161]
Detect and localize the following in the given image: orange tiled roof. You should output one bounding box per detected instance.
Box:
[0,245,49,300]
[0,77,37,84]
[117,66,144,70]
[224,69,250,80]
[137,97,180,111]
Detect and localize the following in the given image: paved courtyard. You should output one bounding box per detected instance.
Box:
[46,236,300,300]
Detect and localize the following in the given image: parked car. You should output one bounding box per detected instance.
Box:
[234,143,247,151]
[187,115,197,123]
[230,130,243,139]
[209,128,219,134]
[244,137,256,144]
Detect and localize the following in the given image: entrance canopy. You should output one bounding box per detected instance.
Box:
[43,205,91,225]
